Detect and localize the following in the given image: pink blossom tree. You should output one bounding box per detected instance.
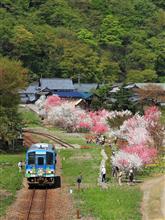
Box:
[122,145,157,164]
[45,95,62,111]
[111,151,143,171]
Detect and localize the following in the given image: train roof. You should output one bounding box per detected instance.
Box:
[27,143,55,152]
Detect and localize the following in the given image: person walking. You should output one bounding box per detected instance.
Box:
[128,169,134,185]
[118,170,123,186]
[101,166,106,183]
[18,161,23,172]
[112,166,119,178]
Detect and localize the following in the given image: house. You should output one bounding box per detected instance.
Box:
[108,83,165,106]
[20,78,97,104]
[39,78,75,92]
[74,83,100,93]
[19,82,38,103]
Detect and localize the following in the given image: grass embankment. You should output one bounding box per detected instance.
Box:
[20,107,41,127]
[0,154,24,216]
[59,147,142,220]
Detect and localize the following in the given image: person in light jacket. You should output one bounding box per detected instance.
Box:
[101,166,106,182]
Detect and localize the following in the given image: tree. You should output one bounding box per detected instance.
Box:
[100,15,125,48]
[110,86,138,112]
[126,69,157,83]
[135,84,165,105]
[0,57,27,148]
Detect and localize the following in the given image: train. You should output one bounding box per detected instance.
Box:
[25,143,60,187]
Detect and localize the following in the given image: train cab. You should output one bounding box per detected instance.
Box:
[25,143,57,187]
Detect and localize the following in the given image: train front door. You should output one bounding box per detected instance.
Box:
[36,154,46,175]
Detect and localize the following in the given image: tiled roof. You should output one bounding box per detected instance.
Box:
[40,78,74,90]
[135,83,165,90]
[20,82,38,94]
[74,83,99,92]
[53,91,92,100]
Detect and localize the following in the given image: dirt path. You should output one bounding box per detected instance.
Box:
[140,175,165,220]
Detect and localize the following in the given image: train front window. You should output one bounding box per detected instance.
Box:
[46,152,53,165]
[28,152,35,165]
[38,157,44,165]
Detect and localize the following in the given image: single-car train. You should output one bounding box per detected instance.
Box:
[25,143,59,187]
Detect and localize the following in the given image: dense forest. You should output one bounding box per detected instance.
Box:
[0,0,165,83]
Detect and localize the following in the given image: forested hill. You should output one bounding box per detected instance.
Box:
[0,0,164,83]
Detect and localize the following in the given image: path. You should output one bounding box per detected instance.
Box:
[140,175,165,220]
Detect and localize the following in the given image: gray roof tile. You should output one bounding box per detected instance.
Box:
[40,78,74,90]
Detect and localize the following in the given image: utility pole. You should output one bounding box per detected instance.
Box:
[78,74,81,87]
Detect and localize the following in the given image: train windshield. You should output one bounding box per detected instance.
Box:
[46,152,53,165]
[38,157,44,165]
[28,152,35,165]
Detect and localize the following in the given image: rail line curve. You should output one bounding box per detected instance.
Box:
[23,129,75,148]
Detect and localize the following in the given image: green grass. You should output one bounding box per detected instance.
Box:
[0,154,24,216]
[59,148,101,185]
[20,108,41,127]
[49,127,97,146]
[59,147,142,220]
[76,187,142,220]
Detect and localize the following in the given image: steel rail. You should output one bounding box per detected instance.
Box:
[25,189,48,220]
[42,188,48,220]
[23,129,75,148]
[26,189,35,220]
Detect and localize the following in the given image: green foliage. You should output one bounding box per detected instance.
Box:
[0,57,27,145]
[0,0,163,82]
[109,86,143,113]
[126,69,158,83]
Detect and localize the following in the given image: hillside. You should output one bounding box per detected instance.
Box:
[0,0,164,83]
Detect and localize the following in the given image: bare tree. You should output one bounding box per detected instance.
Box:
[135,84,165,105]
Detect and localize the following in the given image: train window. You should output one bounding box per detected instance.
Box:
[38,157,44,165]
[46,152,53,165]
[28,152,35,165]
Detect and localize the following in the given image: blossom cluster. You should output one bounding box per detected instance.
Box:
[44,96,110,134]
[112,106,161,170]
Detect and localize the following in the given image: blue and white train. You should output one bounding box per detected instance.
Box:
[25,143,58,187]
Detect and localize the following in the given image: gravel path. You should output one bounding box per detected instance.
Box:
[140,175,165,220]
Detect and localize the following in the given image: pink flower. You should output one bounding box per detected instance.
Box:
[92,123,109,134]
[45,95,62,111]
[122,145,157,164]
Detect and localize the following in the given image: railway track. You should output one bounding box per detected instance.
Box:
[23,129,75,148]
[25,189,48,220]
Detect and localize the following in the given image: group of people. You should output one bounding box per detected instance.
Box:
[86,134,106,145]
[101,165,135,185]
[96,135,106,145]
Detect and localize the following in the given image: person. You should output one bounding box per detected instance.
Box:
[112,166,119,178]
[96,135,100,145]
[77,173,82,190]
[18,161,23,172]
[128,169,134,185]
[118,170,123,186]
[101,166,106,183]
